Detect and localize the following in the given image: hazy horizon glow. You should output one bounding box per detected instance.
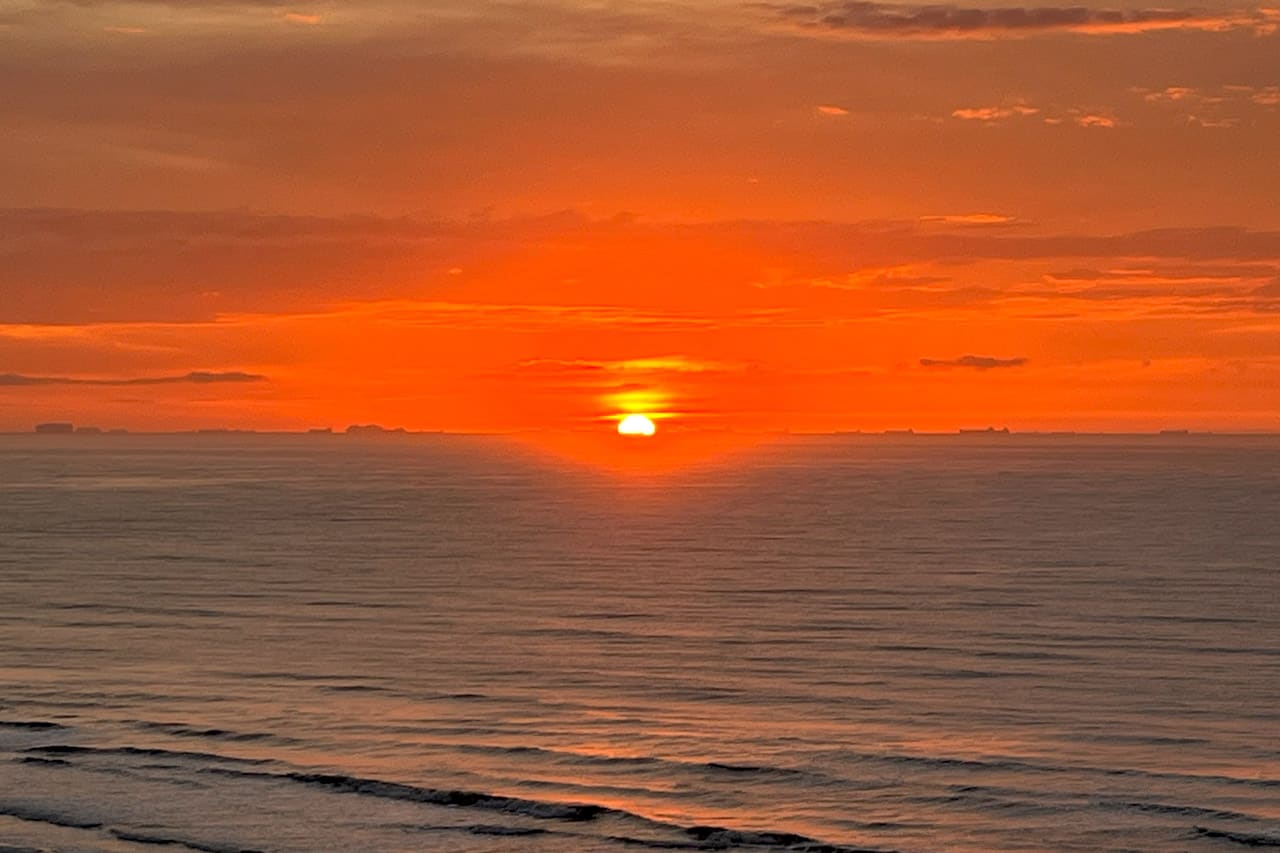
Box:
[2,0,1278,436]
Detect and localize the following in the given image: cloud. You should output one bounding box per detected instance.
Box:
[800,264,952,290]
[1254,278,1280,297]
[1252,87,1280,106]
[182,371,265,383]
[0,370,265,386]
[518,356,744,374]
[1023,265,1280,313]
[920,355,1028,369]
[1073,112,1117,128]
[1140,84,1280,107]
[952,104,1038,121]
[1045,267,1106,281]
[771,2,1275,38]
[816,104,851,115]
[1133,85,1280,127]
[42,0,300,5]
[1185,115,1239,128]
[919,213,1018,225]
[946,104,1125,128]
[1142,86,1202,103]
[4,209,1280,326]
[1045,264,1277,284]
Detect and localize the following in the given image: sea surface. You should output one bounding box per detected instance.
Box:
[0,435,1277,853]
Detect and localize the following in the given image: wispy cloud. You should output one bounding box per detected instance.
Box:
[1132,84,1280,128]
[1141,86,1203,103]
[949,103,1122,127]
[1072,112,1117,128]
[1045,264,1277,284]
[801,264,952,290]
[919,213,1018,225]
[1139,84,1280,106]
[0,371,265,387]
[952,104,1038,121]
[5,210,1280,327]
[519,356,745,374]
[1254,277,1280,297]
[920,355,1028,369]
[1251,86,1280,106]
[771,2,1277,38]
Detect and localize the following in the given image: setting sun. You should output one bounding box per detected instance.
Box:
[617,414,657,437]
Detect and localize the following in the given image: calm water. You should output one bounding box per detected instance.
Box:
[1,435,1277,852]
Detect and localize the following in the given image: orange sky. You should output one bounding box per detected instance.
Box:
[2,0,1279,434]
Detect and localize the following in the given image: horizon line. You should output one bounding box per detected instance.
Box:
[4,428,1280,438]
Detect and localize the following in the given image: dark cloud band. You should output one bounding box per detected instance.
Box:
[774,2,1270,37]
[0,371,265,386]
[920,355,1028,369]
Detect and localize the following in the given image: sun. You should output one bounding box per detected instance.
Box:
[617,413,657,437]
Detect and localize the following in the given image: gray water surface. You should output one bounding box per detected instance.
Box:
[1,435,1277,852]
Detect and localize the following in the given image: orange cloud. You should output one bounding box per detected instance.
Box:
[1252,87,1280,106]
[920,214,1018,225]
[952,104,1038,121]
[1073,113,1117,128]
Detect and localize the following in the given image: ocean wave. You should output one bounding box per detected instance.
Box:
[24,745,270,765]
[18,756,71,767]
[0,802,261,853]
[1100,800,1262,822]
[450,742,827,783]
[132,721,293,744]
[454,824,550,837]
[912,786,1063,818]
[109,828,264,853]
[456,743,658,765]
[285,770,615,821]
[196,766,887,851]
[0,802,103,830]
[414,822,882,851]
[0,721,69,731]
[704,761,808,778]
[831,747,1280,788]
[1194,826,1280,847]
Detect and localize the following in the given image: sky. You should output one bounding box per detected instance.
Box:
[2,0,1279,435]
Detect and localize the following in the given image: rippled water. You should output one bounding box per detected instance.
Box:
[1,435,1278,852]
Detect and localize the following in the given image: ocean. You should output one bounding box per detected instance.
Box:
[1,435,1277,852]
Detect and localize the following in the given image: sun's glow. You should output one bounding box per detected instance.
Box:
[617,413,657,436]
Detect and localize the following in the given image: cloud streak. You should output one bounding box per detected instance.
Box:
[773,2,1277,38]
[518,356,745,374]
[919,213,1019,225]
[4,210,1280,328]
[0,370,265,387]
[952,104,1038,121]
[920,355,1028,369]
